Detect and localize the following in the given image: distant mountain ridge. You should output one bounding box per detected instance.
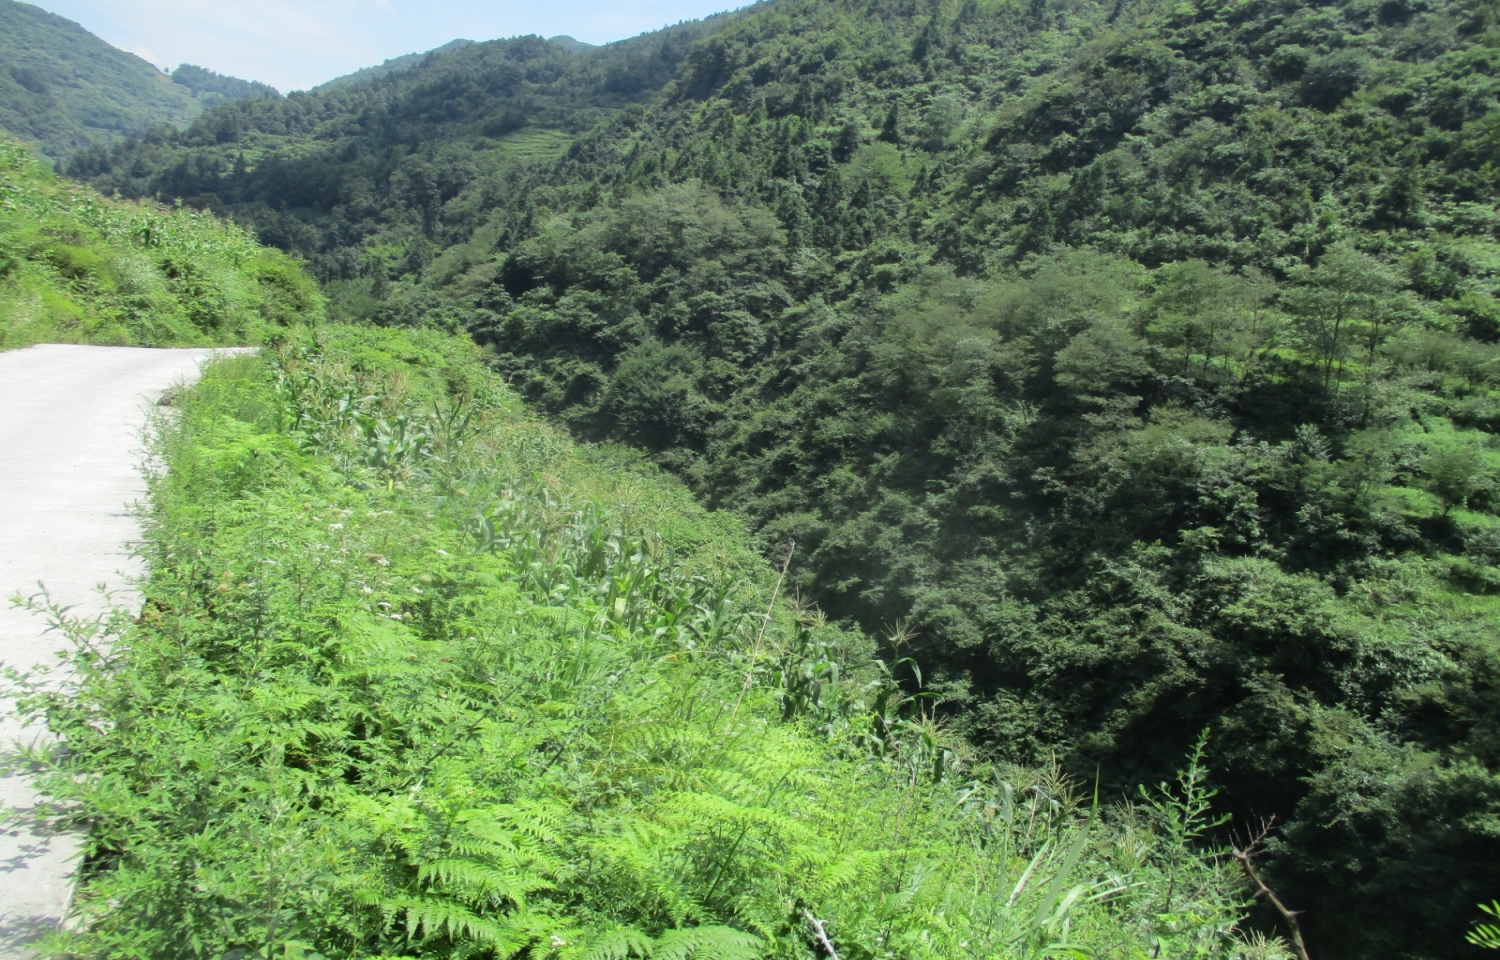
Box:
[171,64,280,106]
[311,39,477,92]
[546,35,597,54]
[311,35,597,93]
[0,0,276,157]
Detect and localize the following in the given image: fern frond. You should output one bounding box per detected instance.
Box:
[565,925,655,960]
[651,925,763,960]
[810,849,890,895]
[475,801,569,847]
[447,836,521,861]
[417,859,554,907]
[387,896,516,947]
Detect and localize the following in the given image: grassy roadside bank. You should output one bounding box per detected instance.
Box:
[0,138,322,350]
[10,326,1263,959]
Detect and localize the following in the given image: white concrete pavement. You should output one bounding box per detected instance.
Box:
[0,345,239,957]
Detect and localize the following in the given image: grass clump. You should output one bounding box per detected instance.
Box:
[11,327,1264,959]
[0,136,322,350]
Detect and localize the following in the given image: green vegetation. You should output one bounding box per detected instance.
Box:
[3,1,175,157]
[10,327,1264,959]
[0,0,277,159]
[62,16,739,319]
[56,0,1500,954]
[311,40,477,94]
[171,65,281,107]
[1473,903,1500,950]
[0,138,323,349]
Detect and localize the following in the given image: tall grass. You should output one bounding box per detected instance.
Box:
[0,138,322,349]
[8,327,1276,959]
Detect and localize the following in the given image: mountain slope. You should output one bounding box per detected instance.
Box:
[0,135,322,348]
[65,0,1500,956]
[66,14,742,319]
[0,0,200,157]
[170,64,280,107]
[0,0,278,158]
[310,38,476,93]
[547,35,598,54]
[8,322,1251,960]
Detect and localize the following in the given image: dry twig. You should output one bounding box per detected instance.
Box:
[803,909,842,960]
[1232,820,1311,960]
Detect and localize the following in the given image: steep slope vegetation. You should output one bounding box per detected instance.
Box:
[0,137,322,348]
[0,0,274,158]
[66,16,742,321]
[311,39,478,93]
[12,326,1250,959]
[169,64,280,107]
[68,0,1500,955]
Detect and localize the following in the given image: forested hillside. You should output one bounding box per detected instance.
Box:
[67,0,1500,956]
[14,326,1256,959]
[65,14,741,319]
[0,0,274,158]
[0,137,321,348]
[311,39,477,93]
[170,64,280,107]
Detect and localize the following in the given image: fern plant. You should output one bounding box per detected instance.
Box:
[4,329,1257,960]
[1471,902,1500,950]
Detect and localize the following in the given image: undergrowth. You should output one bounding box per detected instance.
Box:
[9,327,1271,959]
[0,137,321,350]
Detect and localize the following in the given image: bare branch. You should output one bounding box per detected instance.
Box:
[803,909,841,960]
[1232,819,1311,960]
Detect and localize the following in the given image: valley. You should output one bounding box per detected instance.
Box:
[2,0,1499,956]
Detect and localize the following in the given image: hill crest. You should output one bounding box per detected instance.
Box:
[0,0,278,157]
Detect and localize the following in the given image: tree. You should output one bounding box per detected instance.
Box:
[1423,443,1491,517]
[1053,321,1150,394]
[879,102,902,145]
[1142,260,1280,382]
[1285,245,1398,389]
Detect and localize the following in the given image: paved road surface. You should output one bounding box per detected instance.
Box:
[0,345,236,957]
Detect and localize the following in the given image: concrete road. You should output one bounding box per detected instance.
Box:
[0,345,238,956]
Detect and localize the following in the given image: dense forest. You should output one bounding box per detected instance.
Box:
[63,0,1500,956]
[170,64,281,107]
[311,39,479,93]
[63,18,739,282]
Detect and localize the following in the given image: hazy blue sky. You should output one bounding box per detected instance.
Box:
[30,0,744,92]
